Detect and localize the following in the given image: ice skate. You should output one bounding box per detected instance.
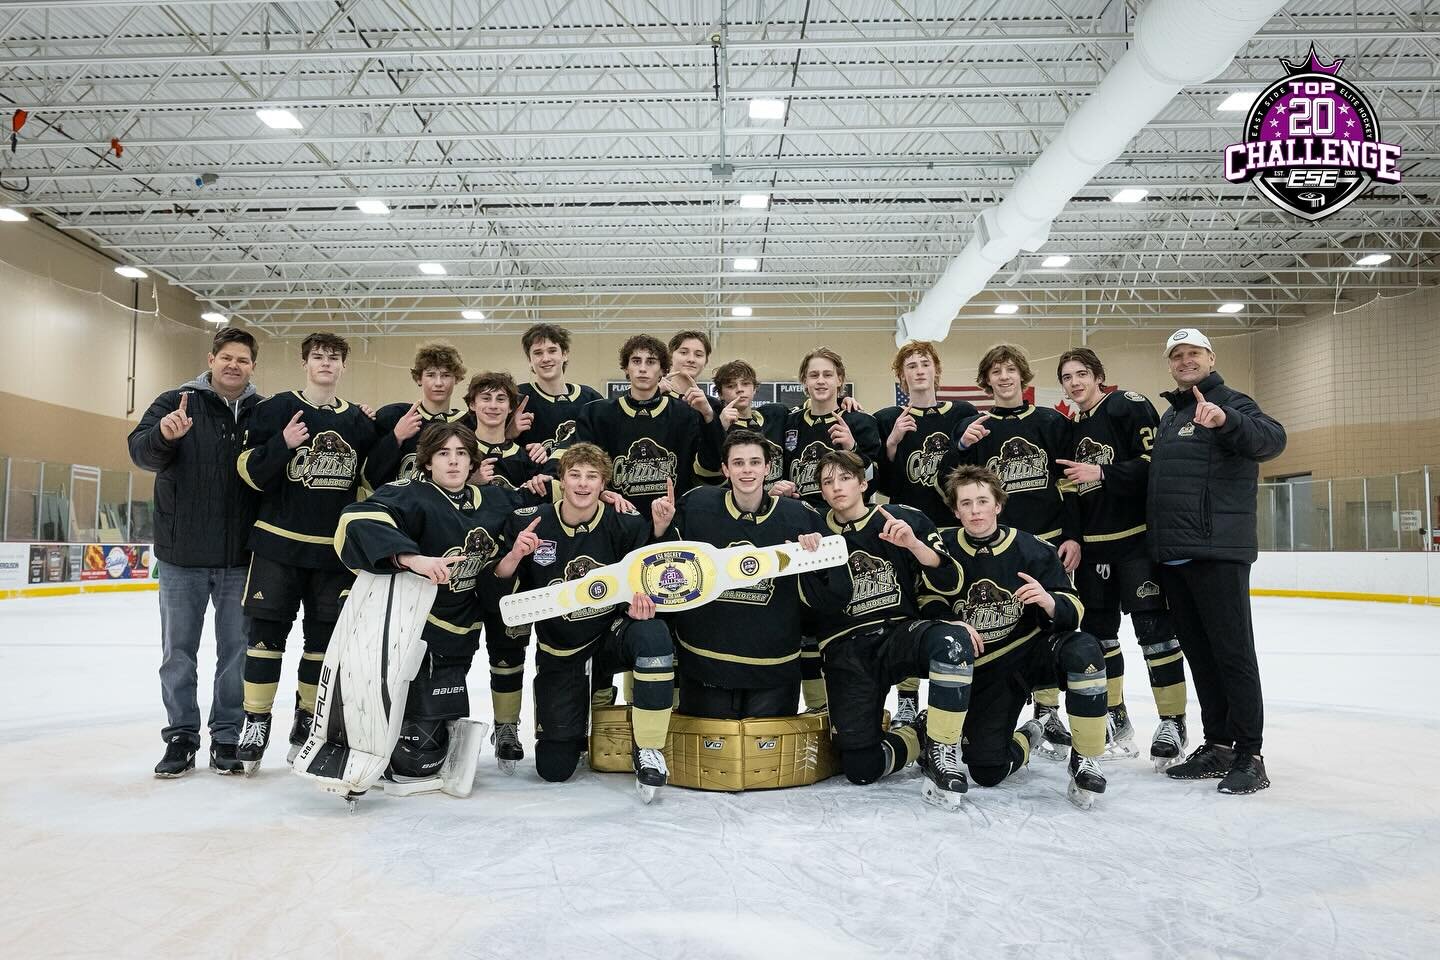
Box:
[491,721,523,776]
[1150,715,1188,772]
[286,706,313,765]
[1067,749,1107,809]
[236,711,271,776]
[1033,703,1070,761]
[889,689,919,731]
[153,736,196,778]
[633,746,668,804]
[1217,753,1270,795]
[381,770,443,797]
[919,740,968,810]
[1164,742,1235,781]
[441,719,487,798]
[1100,703,1139,761]
[1017,718,1045,768]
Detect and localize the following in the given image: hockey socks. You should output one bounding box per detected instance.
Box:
[1134,611,1188,717]
[242,617,289,714]
[800,636,827,710]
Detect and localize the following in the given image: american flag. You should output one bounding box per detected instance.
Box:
[894,384,1034,412]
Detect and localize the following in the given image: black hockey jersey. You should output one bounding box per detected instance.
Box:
[873,400,977,525]
[804,503,961,648]
[497,502,651,655]
[517,381,603,454]
[694,401,790,488]
[569,393,703,514]
[781,403,883,508]
[335,478,524,656]
[1064,388,1158,562]
[237,390,377,569]
[361,403,469,494]
[919,526,1083,665]
[474,436,545,492]
[664,486,827,688]
[938,403,1078,544]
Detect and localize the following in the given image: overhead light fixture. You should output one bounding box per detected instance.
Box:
[748,98,786,120]
[1355,253,1391,267]
[355,199,390,215]
[1217,91,1261,112]
[730,306,753,317]
[1216,302,1245,314]
[201,311,228,324]
[461,309,485,320]
[114,265,148,279]
[733,256,759,271]
[0,207,28,222]
[738,193,770,210]
[1041,255,1071,268]
[1110,188,1149,203]
[256,109,303,130]
[418,262,447,275]
[993,303,1019,315]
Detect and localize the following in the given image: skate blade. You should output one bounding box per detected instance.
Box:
[383,776,443,797]
[921,781,967,811]
[1151,754,1182,774]
[286,744,302,765]
[635,780,662,804]
[1099,741,1140,763]
[1034,739,1069,762]
[344,791,365,814]
[241,759,263,777]
[1066,780,1099,810]
[496,758,517,776]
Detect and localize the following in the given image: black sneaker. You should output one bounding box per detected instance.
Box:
[1217,753,1270,795]
[209,742,244,775]
[1164,742,1236,780]
[154,736,197,778]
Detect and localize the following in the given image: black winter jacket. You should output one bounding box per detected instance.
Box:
[1146,372,1286,564]
[128,374,262,567]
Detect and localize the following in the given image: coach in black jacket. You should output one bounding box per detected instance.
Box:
[127,327,262,778]
[1147,329,1285,796]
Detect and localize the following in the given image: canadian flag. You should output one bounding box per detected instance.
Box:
[1053,383,1117,420]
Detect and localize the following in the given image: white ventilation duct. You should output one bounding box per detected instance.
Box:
[896,0,1290,345]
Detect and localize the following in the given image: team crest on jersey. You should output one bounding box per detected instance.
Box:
[533,539,558,566]
[1136,581,1161,599]
[546,420,578,453]
[986,436,1049,493]
[1178,423,1196,437]
[905,431,950,488]
[515,505,539,516]
[784,429,799,452]
[287,430,359,489]
[555,555,610,620]
[1124,391,1145,403]
[958,579,1024,643]
[790,440,833,495]
[397,452,419,481]
[845,550,901,617]
[612,437,677,497]
[443,526,499,593]
[718,540,775,605]
[1072,436,1114,496]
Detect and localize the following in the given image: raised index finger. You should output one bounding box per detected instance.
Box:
[666,477,675,501]
[178,392,189,413]
[1016,571,1038,584]
[525,516,542,532]
[288,409,305,425]
[1191,386,1205,404]
[515,395,529,413]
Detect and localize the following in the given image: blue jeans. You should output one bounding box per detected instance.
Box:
[158,563,248,746]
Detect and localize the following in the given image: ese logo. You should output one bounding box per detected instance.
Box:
[1223,45,1401,221]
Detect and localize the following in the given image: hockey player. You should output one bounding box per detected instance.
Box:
[515,323,603,465]
[693,360,793,491]
[923,465,1109,808]
[873,341,978,728]
[362,341,468,492]
[566,334,703,516]
[1054,348,1189,768]
[234,332,377,774]
[782,347,882,509]
[459,370,551,772]
[662,329,718,424]
[651,430,827,718]
[493,443,675,802]
[938,343,1080,753]
[806,450,977,809]
[333,422,519,789]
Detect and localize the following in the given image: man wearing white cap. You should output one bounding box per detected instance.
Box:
[1147,329,1286,794]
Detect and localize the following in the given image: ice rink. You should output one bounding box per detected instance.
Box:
[1,592,1437,960]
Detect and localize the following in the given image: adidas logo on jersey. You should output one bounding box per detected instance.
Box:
[1084,664,1100,675]
[252,590,265,600]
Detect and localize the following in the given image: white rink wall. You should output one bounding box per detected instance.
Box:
[1253,550,1440,603]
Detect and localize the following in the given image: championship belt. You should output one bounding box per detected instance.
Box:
[500,534,849,627]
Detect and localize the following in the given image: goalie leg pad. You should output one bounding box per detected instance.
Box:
[291,571,436,798]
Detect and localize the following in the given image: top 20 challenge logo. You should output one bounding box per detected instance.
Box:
[1223,45,1402,221]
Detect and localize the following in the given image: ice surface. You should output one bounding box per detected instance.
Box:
[2,593,1437,959]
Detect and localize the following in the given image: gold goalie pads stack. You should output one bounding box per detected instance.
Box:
[589,705,841,791]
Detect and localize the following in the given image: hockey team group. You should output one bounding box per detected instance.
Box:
[129,321,1287,810]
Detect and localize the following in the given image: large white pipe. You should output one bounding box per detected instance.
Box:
[897,0,1290,345]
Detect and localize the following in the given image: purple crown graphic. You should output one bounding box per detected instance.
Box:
[1281,44,1343,76]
